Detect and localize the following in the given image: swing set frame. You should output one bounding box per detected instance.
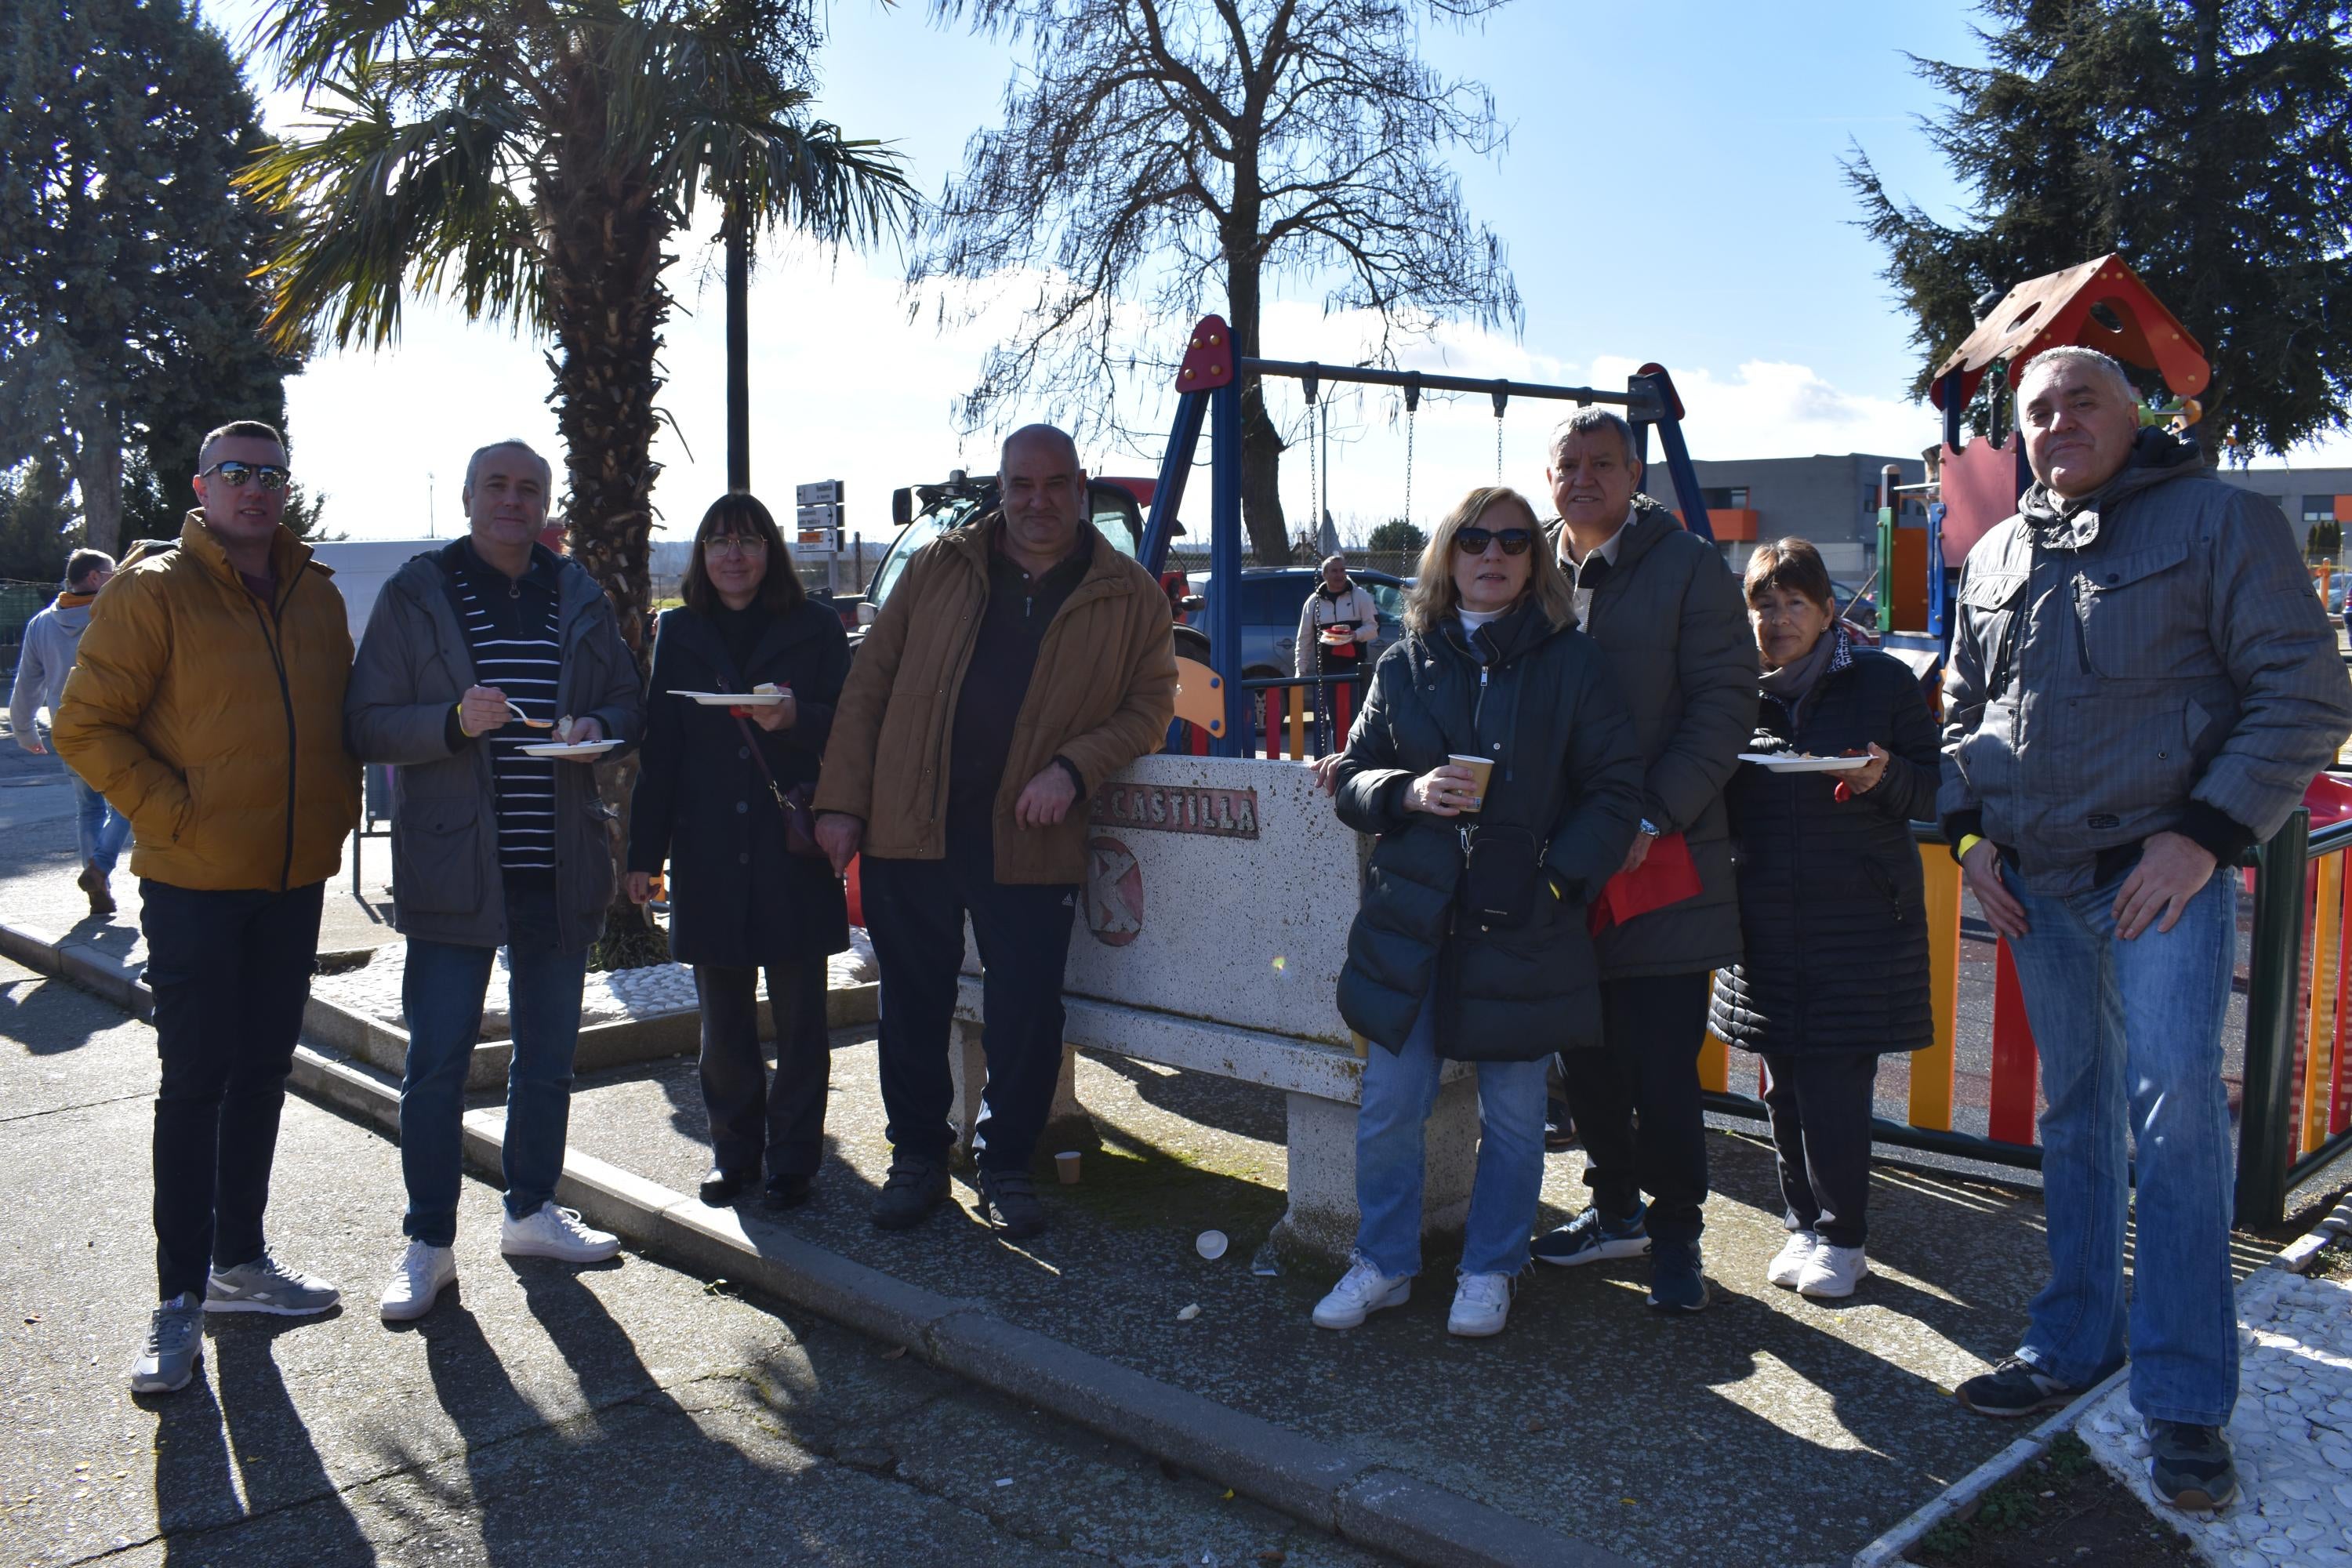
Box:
[1138,314,1720,757]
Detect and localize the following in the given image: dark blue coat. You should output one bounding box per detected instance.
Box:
[627,601,850,967]
[1708,627,1940,1056]
[1332,601,1646,1062]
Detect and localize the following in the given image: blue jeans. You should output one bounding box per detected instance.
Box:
[1354,985,1551,1278]
[397,877,587,1246]
[2005,863,2240,1425]
[71,771,129,875]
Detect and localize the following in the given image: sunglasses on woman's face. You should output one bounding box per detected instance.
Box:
[1454,527,1533,556]
[200,460,290,492]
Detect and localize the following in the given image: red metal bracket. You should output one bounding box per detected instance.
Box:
[1176,316,1236,391]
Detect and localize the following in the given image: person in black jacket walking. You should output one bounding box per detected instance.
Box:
[1708,538,1940,1300]
[1316,487,1644,1340]
[626,494,851,1210]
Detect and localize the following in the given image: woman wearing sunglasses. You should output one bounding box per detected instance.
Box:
[1316,487,1645,1338]
[626,494,851,1210]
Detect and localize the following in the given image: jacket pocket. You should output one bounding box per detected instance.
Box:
[1957,571,2027,699]
[2073,541,2191,679]
[394,795,483,916]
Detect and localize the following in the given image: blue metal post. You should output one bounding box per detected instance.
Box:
[1632,371,1715,544]
[1141,391,1210,575]
[1208,381,1247,756]
[1940,369,1965,452]
[1926,499,1949,641]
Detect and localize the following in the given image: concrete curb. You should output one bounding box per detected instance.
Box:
[5,915,1632,1568]
[2270,1195,2351,1275]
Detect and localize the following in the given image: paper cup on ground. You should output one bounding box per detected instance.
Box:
[1054,1151,1082,1185]
[1446,753,1495,811]
[1196,1229,1228,1261]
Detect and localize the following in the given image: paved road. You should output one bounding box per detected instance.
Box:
[0,953,1388,1567]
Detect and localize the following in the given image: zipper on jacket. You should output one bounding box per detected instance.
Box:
[246,569,304,894]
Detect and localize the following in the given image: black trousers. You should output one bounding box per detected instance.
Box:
[1759,1051,1880,1249]
[862,828,1076,1174]
[694,958,829,1181]
[1558,970,1713,1243]
[140,878,325,1301]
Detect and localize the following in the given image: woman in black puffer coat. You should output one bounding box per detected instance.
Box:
[1708,537,1940,1301]
[1314,485,1644,1341]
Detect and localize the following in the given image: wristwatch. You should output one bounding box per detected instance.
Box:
[1638,818,1661,838]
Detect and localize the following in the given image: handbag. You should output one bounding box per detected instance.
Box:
[1460,822,1547,930]
[731,710,826,860]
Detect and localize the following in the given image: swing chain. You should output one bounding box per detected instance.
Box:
[1303,368,1319,556]
[1402,373,1421,533]
[1492,382,1508,483]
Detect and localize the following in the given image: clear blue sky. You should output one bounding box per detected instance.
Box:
[201,0,2346,541]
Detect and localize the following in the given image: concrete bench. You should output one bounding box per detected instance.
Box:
[946,754,1479,1265]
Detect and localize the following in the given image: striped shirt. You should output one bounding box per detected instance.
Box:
[453,550,564,871]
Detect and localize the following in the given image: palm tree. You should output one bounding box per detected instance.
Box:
[243,0,913,964]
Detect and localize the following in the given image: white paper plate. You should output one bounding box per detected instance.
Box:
[1739,752,1871,773]
[519,739,624,759]
[673,689,785,706]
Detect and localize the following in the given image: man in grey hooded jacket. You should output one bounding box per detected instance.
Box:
[9,550,129,913]
[1941,347,2352,1513]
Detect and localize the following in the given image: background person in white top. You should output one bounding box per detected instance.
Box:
[1294,553,1380,750]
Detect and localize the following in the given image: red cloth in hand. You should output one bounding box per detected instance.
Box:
[1588,830,1702,936]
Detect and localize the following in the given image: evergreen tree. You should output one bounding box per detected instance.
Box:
[0,0,296,554]
[1846,0,2352,457]
[0,460,80,586]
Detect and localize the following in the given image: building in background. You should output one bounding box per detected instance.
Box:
[1642,452,1926,582]
[2216,466,2352,558]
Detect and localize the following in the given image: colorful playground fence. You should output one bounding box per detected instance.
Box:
[1171,684,2352,1229]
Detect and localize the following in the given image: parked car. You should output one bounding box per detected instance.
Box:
[1182,568,1409,679]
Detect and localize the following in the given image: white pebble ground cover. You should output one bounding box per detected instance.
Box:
[2078,1268,2352,1566]
[312,928,878,1036]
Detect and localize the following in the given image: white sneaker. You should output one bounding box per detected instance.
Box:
[1311,1255,1411,1329]
[1797,1243,1869,1299]
[500,1203,620,1264]
[1446,1271,1513,1338]
[379,1242,456,1323]
[1767,1230,1820,1290]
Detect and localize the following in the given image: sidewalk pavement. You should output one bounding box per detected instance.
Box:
[0,951,1395,1568]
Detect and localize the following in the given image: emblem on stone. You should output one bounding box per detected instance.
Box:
[1085,834,1144,946]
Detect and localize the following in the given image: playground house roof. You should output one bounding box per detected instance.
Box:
[1929,252,2211,410]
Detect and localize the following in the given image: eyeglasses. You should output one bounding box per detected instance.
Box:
[1454,527,1533,556]
[704,536,768,558]
[201,460,290,492]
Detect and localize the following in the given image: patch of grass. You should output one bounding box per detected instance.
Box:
[2310,1240,2352,1279]
[1911,1435,2195,1566]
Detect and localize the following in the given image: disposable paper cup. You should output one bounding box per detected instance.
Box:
[1446,753,1495,812]
[1196,1229,1229,1261]
[1054,1151,1082,1185]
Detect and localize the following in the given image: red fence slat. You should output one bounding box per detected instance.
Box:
[1989,938,2039,1146]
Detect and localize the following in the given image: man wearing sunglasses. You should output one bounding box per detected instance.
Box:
[1526,408,1758,1313]
[53,420,362,1394]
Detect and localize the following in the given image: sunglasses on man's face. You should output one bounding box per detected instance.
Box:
[1454,526,1533,556]
[201,460,290,492]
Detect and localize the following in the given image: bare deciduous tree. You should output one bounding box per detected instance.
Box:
[916,0,1520,558]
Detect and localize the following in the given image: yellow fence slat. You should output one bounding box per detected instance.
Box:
[2303,855,2343,1156]
[1287,686,1306,760]
[1700,1032,1729,1094]
[1911,845,1962,1131]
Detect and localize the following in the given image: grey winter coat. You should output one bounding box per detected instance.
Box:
[1555,499,1759,977]
[1939,430,2352,895]
[1332,601,1646,1061]
[7,596,93,735]
[344,543,646,951]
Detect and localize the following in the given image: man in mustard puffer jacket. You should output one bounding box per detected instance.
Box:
[54,419,361,1396]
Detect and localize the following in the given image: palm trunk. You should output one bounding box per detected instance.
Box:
[543,56,670,969]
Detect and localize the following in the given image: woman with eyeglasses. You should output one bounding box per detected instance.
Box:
[1708,537,1940,1298]
[625,495,851,1210]
[1316,486,1644,1338]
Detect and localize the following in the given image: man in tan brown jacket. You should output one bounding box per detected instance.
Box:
[815,424,1174,1239]
[54,419,361,1395]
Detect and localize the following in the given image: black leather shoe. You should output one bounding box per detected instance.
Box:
[698,1168,751,1207]
[871,1159,949,1230]
[762,1174,814,1210]
[977,1169,1047,1240]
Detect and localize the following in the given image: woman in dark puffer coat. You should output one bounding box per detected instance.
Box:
[1709,537,1940,1300]
[1316,485,1644,1340]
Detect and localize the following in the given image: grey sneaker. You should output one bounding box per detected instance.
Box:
[205,1252,341,1316]
[2148,1420,2238,1512]
[129,1293,203,1394]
